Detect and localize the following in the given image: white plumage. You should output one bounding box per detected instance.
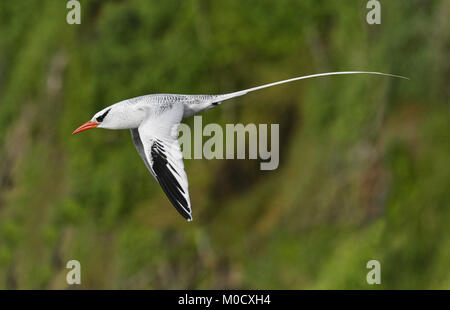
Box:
[73,71,408,221]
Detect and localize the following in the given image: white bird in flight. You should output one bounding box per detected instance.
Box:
[72,71,407,221]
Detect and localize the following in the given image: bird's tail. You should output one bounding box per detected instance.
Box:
[213,71,408,104]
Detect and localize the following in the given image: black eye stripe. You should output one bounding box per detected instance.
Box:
[96,108,111,122]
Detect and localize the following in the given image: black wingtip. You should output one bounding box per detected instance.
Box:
[151,140,192,221]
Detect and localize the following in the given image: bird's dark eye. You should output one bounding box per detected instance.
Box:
[96,108,111,122]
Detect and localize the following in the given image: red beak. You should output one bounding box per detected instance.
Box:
[72,121,100,135]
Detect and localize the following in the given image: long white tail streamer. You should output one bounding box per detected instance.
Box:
[217,71,409,102]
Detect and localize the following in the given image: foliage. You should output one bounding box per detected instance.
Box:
[0,0,448,289]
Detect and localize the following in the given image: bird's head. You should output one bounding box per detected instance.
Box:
[72,106,113,134]
[72,103,146,134]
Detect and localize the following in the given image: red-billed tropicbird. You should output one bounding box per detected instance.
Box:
[72,71,407,221]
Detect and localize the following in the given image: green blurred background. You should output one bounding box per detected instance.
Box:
[0,0,448,289]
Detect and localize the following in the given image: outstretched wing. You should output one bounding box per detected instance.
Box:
[130,104,192,221]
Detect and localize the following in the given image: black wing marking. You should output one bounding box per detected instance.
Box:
[131,103,192,221]
[150,140,191,221]
[131,129,192,221]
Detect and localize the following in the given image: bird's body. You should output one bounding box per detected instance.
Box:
[73,71,408,221]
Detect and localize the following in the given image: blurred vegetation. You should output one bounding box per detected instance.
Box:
[0,0,448,289]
